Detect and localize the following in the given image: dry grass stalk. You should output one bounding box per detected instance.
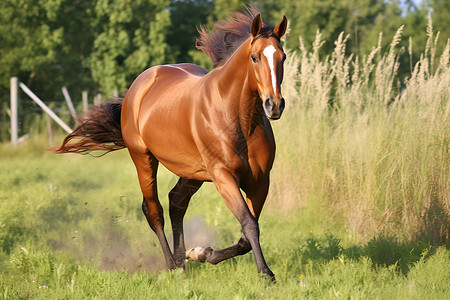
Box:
[272,20,450,244]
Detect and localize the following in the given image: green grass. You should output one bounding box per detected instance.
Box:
[0,140,449,299]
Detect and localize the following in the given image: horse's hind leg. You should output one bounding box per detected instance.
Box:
[169,178,203,268]
[128,150,176,269]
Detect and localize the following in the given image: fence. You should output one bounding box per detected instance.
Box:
[9,77,116,147]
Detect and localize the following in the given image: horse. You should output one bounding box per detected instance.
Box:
[53,7,287,280]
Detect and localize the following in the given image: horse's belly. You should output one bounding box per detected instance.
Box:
[153,148,212,181]
[159,159,212,181]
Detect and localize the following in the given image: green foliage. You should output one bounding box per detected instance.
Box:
[211,0,245,20]
[1,0,448,144]
[257,0,447,79]
[429,0,450,55]
[0,0,172,104]
[259,0,387,53]
[167,0,213,65]
[88,0,172,94]
[9,246,78,286]
[0,0,66,101]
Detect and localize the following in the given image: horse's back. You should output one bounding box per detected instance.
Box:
[134,63,208,127]
[122,63,207,130]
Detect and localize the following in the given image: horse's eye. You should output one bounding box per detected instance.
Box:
[251,55,258,63]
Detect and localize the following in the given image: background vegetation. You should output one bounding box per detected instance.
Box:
[0,0,449,298]
[0,1,449,104]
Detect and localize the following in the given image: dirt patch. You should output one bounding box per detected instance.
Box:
[52,216,217,274]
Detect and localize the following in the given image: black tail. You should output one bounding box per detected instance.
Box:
[51,99,126,154]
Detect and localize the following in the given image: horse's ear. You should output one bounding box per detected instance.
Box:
[273,16,287,39]
[251,14,262,38]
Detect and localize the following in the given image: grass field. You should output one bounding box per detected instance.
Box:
[0,143,448,299]
[1,26,449,299]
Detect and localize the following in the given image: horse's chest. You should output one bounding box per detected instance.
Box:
[228,126,275,178]
[246,133,275,173]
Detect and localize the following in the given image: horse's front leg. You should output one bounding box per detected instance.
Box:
[186,176,269,264]
[169,178,203,268]
[187,170,274,279]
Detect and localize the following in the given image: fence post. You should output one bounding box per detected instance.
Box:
[94,93,102,105]
[82,91,88,112]
[10,77,18,147]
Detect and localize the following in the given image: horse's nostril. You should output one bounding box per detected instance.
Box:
[279,98,285,112]
[264,98,274,110]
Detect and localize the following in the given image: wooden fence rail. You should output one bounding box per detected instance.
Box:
[9,77,117,147]
[10,77,73,147]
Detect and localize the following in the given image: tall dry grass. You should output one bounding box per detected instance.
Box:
[271,19,449,245]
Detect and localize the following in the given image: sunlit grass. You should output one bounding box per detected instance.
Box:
[1,137,449,299]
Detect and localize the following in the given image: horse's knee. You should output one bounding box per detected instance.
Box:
[169,193,188,221]
[141,198,150,217]
[168,181,196,217]
[168,186,178,202]
[237,236,252,255]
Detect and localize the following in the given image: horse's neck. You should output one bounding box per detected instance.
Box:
[214,39,261,135]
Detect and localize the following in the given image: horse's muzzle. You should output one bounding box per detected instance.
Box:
[264,97,285,120]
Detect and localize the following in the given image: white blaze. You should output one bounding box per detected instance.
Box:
[263,45,277,95]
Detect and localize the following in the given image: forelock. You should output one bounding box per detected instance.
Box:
[251,27,278,44]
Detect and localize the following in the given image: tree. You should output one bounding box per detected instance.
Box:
[211,0,245,20]
[0,0,173,105]
[0,0,174,141]
[265,0,390,55]
[256,0,442,79]
[167,0,213,65]
[87,0,172,94]
[430,0,450,55]
[0,0,71,102]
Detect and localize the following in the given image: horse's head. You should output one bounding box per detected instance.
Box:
[249,14,287,120]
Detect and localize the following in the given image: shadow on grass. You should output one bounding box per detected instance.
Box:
[298,234,438,274]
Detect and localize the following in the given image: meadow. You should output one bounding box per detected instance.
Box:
[1,25,449,299]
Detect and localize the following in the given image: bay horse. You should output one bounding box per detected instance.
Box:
[54,7,287,280]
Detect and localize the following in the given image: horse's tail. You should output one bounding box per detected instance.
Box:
[50,98,126,154]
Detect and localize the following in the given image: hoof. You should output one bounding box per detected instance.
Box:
[185,246,211,263]
[260,269,276,282]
